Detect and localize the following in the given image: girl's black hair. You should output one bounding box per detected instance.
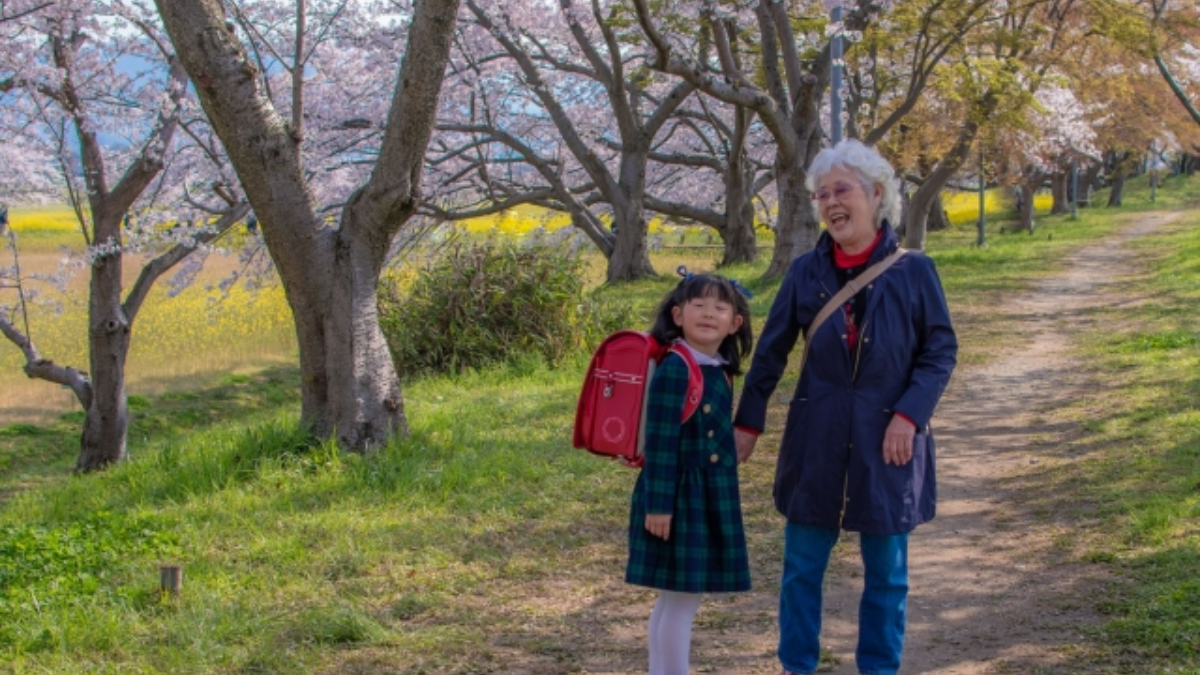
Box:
[649,273,754,376]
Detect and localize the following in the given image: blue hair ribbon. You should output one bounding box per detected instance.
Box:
[676,265,753,299]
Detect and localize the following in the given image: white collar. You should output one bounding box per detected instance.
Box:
[674,339,728,367]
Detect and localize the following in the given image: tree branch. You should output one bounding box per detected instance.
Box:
[0,308,92,408]
[122,201,251,323]
[108,57,190,216]
[1155,53,1200,127]
[345,0,461,246]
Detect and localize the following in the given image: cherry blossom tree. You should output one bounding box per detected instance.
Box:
[428,20,774,268]
[889,0,1087,249]
[1089,0,1200,128]
[0,0,251,471]
[435,0,696,281]
[153,0,461,450]
[640,95,776,265]
[1000,85,1100,231]
[837,0,991,233]
[633,0,894,278]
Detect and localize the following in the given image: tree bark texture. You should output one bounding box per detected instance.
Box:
[903,93,995,250]
[1016,176,1041,233]
[1107,172,1126,207]
[1105,150,1132,208]
[904,131,976,250]
[720,156,759,266]
[154,0,461,449]
[78,240,129,472]
[1050,172,1069,215]
[765,158,821,278]
[926,191,950,232]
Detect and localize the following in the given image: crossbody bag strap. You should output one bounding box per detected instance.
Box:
[797,247,907,378]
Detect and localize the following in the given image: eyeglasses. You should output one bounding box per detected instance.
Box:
[811,182,863,204]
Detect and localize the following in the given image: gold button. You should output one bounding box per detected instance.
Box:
[820,292,827,298]
[703,404,712,414]
[868,284,874,290]
[707,430,715,438]
[710,453,719,463]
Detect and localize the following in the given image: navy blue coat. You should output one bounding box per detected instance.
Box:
[734,224,957,535]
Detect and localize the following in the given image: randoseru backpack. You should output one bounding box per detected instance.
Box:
[573,331,702,468]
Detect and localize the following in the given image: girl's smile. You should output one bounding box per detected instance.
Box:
[672,295,744,357]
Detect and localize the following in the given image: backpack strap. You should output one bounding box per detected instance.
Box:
[798,247,907,378]
[666,344,704,423]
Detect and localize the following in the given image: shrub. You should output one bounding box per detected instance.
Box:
[379,234,635,377]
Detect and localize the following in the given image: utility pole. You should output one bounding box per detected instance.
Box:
[976,146,986,247]
[1070,158,1079,220]
[1149,143,1157,203]
[831,3,844,144]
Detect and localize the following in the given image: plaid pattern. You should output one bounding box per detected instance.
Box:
[625,354,751,593]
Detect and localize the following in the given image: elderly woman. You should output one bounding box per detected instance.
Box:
[733,139,957,675]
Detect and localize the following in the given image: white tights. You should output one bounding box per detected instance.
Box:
[648,590,704,675]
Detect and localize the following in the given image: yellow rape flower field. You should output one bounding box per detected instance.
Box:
[1,190,1027,424]
[1,206,297,425]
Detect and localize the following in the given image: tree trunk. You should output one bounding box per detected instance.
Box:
[76,235,129,472]
[764,159,820,279]
[906,149,970,250]
[1017,181,1038,233]
[1107,171,1126,207]
[1083,164,1103,205]
[1050,172,1069,215]
[926,191,950,231]
[905,105,995,250]
[324,214,405,447]
[720,155,758,266]
[606,152,656,282]
[155,0,460,450]
[606,204,655,282]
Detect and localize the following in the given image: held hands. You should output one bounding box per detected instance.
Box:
[645,514,672,540]
[734,429,758,464]
[882,414,916,466]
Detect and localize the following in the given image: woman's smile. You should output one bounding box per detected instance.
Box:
[814,166,883,254]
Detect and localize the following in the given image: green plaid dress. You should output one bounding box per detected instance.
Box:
[625,353,751,593]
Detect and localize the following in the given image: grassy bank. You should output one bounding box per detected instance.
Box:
[0,173,1197,673]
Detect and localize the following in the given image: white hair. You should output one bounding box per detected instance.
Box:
[806,139,903,229]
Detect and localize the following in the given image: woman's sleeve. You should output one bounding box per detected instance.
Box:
[733,257,807,433]
[643,354,689,515]
[892,256,958,429]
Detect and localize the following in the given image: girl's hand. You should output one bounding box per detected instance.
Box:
[734,429,758,464]
[882,414,916,466]
[645,514,672,540]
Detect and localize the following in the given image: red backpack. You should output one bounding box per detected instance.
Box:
[572,331,703,468]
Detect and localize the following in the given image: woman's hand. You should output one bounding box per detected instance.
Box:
[645,514,672,540]
[882,414,916,466]
[735,429,758,464]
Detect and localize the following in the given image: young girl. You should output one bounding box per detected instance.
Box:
[626,273,754,675]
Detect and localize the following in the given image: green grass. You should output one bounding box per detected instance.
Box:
[1023,198,1200,669]
[1,174,1199,673]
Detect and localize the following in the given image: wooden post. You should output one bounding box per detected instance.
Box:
[160,565,183,597]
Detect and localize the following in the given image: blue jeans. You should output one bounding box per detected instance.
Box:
[778,523,909,675]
